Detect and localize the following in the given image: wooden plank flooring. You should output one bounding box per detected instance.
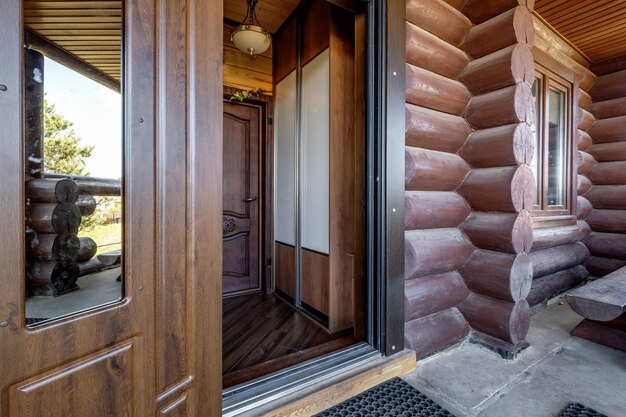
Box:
[223,293,355,387]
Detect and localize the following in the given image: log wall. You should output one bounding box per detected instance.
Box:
[404,0,540,359]
[403,0,609,360]
[585,69,626,277]
[404,0,473,360]
[455,2,536,356]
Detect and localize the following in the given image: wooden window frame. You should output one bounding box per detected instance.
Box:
[530,63,576,222]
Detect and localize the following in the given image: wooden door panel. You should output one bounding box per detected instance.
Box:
[158,395,189,416]
[223,235,249,275]
[9,342,134,417]
[224,114,251,216]
[223,102,260,294]
[155,0,190,397]
[0,0,223,415]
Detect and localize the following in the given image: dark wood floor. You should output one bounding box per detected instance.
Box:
[223,293,355,387]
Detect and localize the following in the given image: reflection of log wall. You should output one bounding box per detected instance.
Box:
[585,69,626,277]
[404,0,473,360]
[26,178,83,296]
[25,177,108,296]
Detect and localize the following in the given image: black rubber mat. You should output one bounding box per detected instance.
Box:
[560,403,608,417]
[313,377,455,417]
[26,317,48,326]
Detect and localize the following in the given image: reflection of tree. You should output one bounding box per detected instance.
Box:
[43,98,94,176]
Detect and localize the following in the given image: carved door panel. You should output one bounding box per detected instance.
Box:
[0,1,223,416]
[223,101,261,295]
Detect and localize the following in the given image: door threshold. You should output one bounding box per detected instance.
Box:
[222,345,416,416]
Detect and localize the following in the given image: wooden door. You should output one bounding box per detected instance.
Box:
[223,101,261,295]
[0,1,223,416]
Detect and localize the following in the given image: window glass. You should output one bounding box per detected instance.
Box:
[530,79,541,206]
[24,3,124,326]
[530,66,571,214]
[547,88,565,206]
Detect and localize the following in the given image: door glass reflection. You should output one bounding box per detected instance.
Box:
[24,2,124,326]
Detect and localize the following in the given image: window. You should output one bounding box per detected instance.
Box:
[530,66,574,216]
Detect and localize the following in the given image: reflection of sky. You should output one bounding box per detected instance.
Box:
[44,57,122,179]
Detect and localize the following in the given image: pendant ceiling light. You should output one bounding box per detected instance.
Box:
[231,0,272,56]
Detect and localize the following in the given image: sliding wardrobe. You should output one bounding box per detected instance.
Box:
[273,0,359,333]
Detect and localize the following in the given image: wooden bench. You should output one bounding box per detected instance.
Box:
[566,266,626,352]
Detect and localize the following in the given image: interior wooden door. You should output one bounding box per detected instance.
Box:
[0,1,223,416]
[223,101,261,295]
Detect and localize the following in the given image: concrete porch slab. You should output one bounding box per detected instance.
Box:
[403,300,626,417]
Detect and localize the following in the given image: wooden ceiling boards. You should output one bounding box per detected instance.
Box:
[24,1,122,83]
[535,0,626,63]
[224,0,300,34]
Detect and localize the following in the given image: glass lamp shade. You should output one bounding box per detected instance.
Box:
[231,25,271,55]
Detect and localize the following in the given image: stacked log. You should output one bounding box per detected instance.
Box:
[585,69,626,276]
[404,0,474,360]
[25,176,109,296]
[456,3,536,357]
[26,178,83,296]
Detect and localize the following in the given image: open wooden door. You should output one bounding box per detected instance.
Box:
[0,1,223,416]
[223,101,261,295]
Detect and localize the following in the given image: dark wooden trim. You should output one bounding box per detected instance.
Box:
[223,17,241,28]
[531,214,577,229]
[591,54,626,77]
[370,0,405,356]
[327,0,361,13]
[385,0,406,356]
[25,29,120,93]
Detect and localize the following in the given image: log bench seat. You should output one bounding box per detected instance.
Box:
[566,266,626,352]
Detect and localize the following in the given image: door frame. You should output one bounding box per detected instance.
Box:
[222,0,406,412]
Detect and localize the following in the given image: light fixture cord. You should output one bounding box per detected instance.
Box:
[247,0,259,25]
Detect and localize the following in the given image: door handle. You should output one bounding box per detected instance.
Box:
[243,196,257,202]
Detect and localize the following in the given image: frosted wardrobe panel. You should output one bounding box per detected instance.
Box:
[301,49,330,254]
[274,71,297,245]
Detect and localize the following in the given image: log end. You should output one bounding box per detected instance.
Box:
[509,298,531,344]
[511,164,535,212]
[511,253,533,300]
[577,197,593,219]
[516,82,535,126]
[513,6,535,47]
[52,203,82,235]
[512,210,533,254]
[513,123,535,165]
[51,263,80,292]
[51,234,81,263]
[55,178,80,203]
